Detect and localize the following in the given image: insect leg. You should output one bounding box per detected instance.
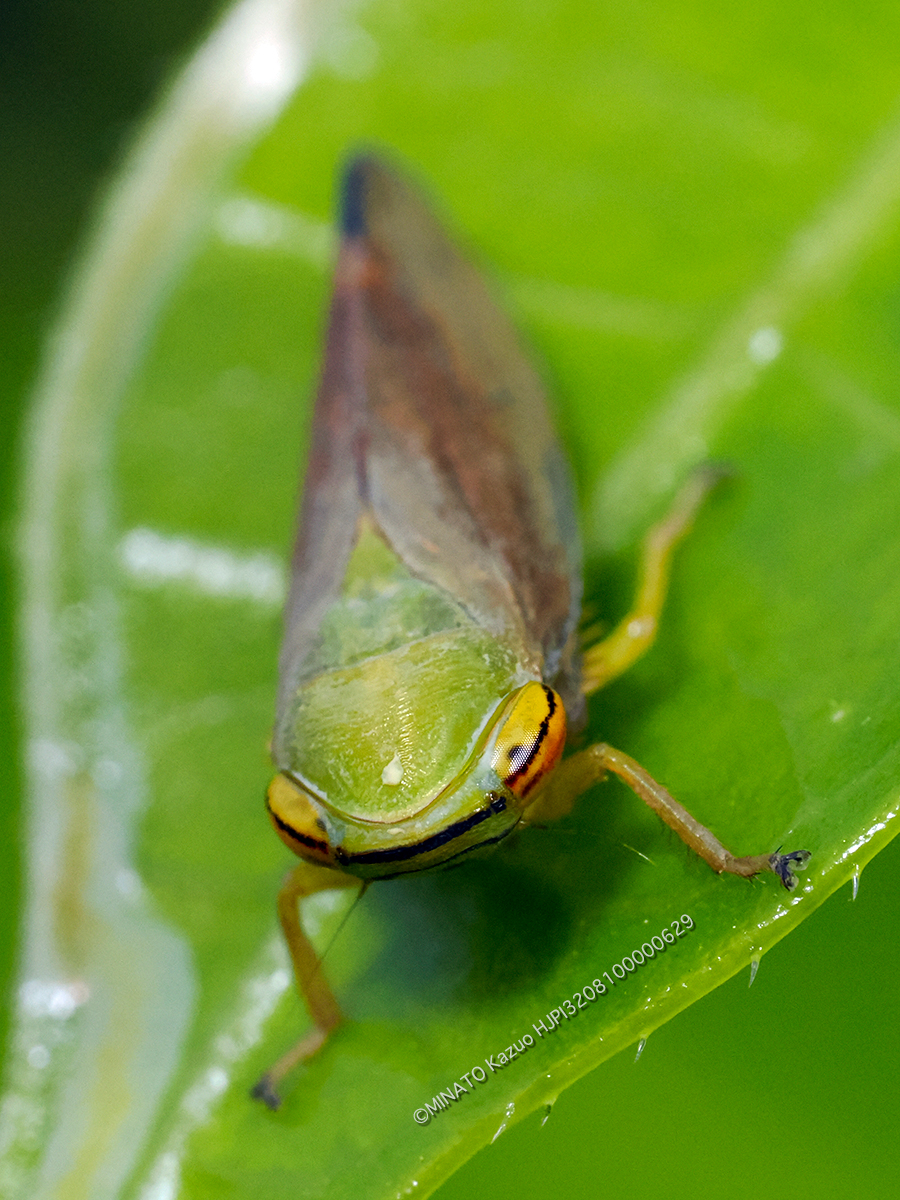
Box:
[252,861,360,1109]
[523,741,810,889]
[581,466,726,695]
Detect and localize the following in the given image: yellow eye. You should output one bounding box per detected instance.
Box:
[266,773,336,866]
[490,683,566,800]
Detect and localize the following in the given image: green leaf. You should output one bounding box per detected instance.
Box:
[4,0,900,1198]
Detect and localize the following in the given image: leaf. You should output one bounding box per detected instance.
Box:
[4,0,900,1198]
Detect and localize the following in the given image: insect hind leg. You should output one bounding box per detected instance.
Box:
[581,466,728,695]
[523,740,809,890]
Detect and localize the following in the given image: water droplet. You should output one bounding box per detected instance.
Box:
[748,956,760,988]
[851,865,860,900]
[491,1102,516,1143]
[541,1102,554,1127]
[634,1037,647,1062]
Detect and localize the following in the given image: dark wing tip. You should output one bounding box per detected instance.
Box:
[340,154,382,237]
[771,848,812,890]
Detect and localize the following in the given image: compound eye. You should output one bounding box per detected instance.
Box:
[490,683,566,801]
[265,773,336,866]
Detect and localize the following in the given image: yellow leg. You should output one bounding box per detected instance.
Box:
[252,861,360,1109]
[523,742,810,889]
[581,466,727,695]
[528,468,809,889]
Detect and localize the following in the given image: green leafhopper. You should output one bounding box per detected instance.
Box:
[252,156,809,1108]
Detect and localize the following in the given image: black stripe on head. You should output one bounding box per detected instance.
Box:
[376,826,518,880]
[339,793,508,867]
[265,790,331,857]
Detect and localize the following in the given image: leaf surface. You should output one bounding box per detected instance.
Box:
[4,1,900,1198]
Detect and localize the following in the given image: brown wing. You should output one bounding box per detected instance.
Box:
[277,155,583,717]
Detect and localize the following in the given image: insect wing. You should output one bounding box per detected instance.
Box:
[277,157,583,725]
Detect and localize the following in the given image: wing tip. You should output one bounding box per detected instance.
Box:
[340,153,383,237]
[340,156,369,236]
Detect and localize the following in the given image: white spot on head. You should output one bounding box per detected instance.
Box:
[747,326,783,365]
[381,753,404,786]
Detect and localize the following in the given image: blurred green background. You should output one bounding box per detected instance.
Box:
[0,0,222,1080]
[3,1,900,1197]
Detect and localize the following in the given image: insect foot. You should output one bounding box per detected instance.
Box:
[770,849,812,890]
[251,1074,282,1111]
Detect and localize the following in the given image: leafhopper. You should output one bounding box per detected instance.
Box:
[253,156,809,1107]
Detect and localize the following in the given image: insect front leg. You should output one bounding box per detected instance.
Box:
[581,465,727,694]
[523,743,810,889]
[252,861,360,1110]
